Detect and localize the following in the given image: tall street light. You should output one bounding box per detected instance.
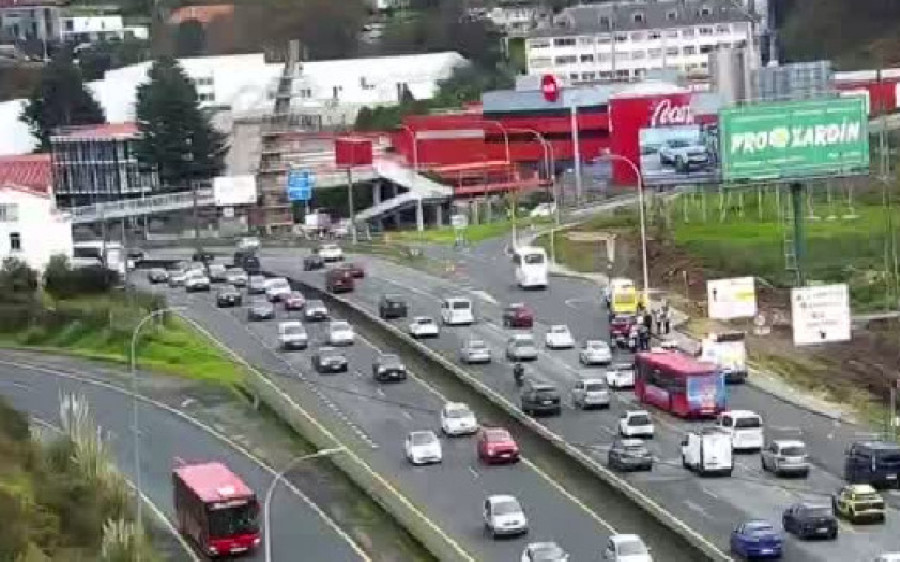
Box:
[130,305,187,540]
[507,128,559,262]
[597,153,649,300]
[264,447,347,562]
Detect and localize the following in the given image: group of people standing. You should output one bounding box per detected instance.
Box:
[629,301,671,351]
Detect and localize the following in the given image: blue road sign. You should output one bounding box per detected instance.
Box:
[287,169,315,202]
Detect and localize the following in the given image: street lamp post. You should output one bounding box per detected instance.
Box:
[507,128,559,262]
[130,306,187,541]
[264,448,346,562]
[598,153,649,299]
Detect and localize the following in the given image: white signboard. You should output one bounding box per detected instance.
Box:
[707,277,757,319]
[213,175,258,206]
[790,284,851,345]
[451,214,468,229]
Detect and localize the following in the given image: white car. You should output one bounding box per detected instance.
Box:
[484,494,529,538]
[603,534,653,562]
[440,297,475,326]
[184,270,211,292]
[529,202,557,218]
[277,321,308,350]
[579,340,612,365]
[405,431,442,465]
[317,243,343,262]
[440,402,478,436]
[225,268,248,287]
[545,325,574,349]
[717,410,764,452]
[874,554,900,562]
[409,316,440,339]
[264,277,292,302]
[619,410,655,438]
[605,362,636,389]
[327,320,355,346]
[570,378,611,409]
[506,333,538,361]
[521,542,568,562]
[459,339,492,364]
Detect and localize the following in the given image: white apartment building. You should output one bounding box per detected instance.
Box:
[0,187,72,272]
[524,0,757,84]
[61,14,149,44]
[469,1,552,35]
[0,0,63,43]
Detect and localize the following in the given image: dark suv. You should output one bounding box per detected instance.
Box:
[379,294,408,319]
[520,380,562,416]
[844,441,900,488]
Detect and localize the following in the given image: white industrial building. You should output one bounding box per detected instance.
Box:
[62,14,149,44]
[524,0,759,83]
[469,1,552,36]
[0,51,467,155]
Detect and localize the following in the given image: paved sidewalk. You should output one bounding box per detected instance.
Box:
[548,261,859,424]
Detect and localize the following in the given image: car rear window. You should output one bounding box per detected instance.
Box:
[629,415,651,426]
[780,446,806,456]
[803,506,832,518]
[452,301,471,310]
[486,430,510,442]
[735,416,762,429]
[583,382,606,392]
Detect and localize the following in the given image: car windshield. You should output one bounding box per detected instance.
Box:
[445,407,472,419]
[587,341,606,349]
[531,543,565,559]
[226,268,244,275]
[384,295,403,303]
[534,387,557,396]
[451,301,471,310]
[523,253,545,264]
[267,278,289,288]
[735,416,762,428]
[252,299,270,308]
[628,415,651,426]
[856,492,882,502]
[617,539,647,556]
[207,501,259,538]
[250,276,265,284]
[745,522,774,534]
[493,500,520,516]
[416,318,434,325]
[668,139,691,148]
[803,506,832,518]
[514,338,535,347]
[380,355,401,366]
[410,432,435,446]
[321,350,342,361]
[550,326,567,334]
[780,446,806,456]
[332,322,350,331]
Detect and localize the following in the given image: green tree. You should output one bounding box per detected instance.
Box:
[0,258,38,299]
[19,51,105,151]
[134,57,227,190]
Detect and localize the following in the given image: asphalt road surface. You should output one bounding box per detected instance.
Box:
[141,276,616,562]
[258,245,900,562]
[0,354,367,562]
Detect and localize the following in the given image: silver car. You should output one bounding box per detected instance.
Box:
[225,268,248,287]
[247,298,275,321]
[761,439,810,477]
[506,334,538,361]
[579,340,612,366]
[571,378,611,409]
[247,275,267,294]
[460,339,492,364]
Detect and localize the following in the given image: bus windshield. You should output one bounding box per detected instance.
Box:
[523,253,545,265]
[207,501,259,538]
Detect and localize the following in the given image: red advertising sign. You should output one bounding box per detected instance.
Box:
[541,75,560,103]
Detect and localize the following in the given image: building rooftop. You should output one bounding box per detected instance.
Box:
[0,153,51,194]
[532,0,753,38]
[168,4,234,25]
[52,122,139,140]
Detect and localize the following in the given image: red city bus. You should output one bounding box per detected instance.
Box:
[173,462,261,557]
[635,349,727,418]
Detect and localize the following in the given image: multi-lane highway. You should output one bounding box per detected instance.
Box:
[0,352,368,562]
[258,243,900,562]
[142,273,620,562]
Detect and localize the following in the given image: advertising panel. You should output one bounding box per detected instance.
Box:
[639,123,720,185]
[707,276,757,319]
[720,98,870,181]
[213,175,257,206]
[790,283,851,345]
[686,374,727,413]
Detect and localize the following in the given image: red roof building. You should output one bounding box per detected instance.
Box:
[168,4,234,25]
[0,153,52,195]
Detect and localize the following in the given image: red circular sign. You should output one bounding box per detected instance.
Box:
[541,75,560,102]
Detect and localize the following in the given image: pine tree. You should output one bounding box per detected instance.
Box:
[134,57,227,190]
[20,50,105,152]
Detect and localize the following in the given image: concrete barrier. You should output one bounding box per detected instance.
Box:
[241,346,476,562]
[286,277,732,562]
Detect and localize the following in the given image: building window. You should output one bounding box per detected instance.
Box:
[198,92,214,102]
[360,77,375,90]
[580,53,594,62]
[599,71,613,79]
[554,55,577,65]
[578,36,594,45]
[597,53,611,62]
[647,30,661,40]
[632,12,645,24]
[582,71,596,80]
[333,85,342,99]
[529,57,551,68]
[64,19,73,31]
[666,46,680,57]
[553,37,576,47]
[700,45,714,53]
[615,32,628,42]
[630,31,645,41]
[597,35,611,45]
[666,9,677,21]
[700,5,712,16]
[9,232,21,252]
[682,28,694,38]
[716,23,731,33]
[683,45,697,55]
[615,69,630,79]
[0,203,18,223]
[699,26,714,36]
[632,50,645,60]
[599,16,611,29]
[529,39,550,49]
[666,29,678,38]
[569,73,579,80]
[648,48,662,58]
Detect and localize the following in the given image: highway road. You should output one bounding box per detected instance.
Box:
[0,353,367,562]
[141,275,618,562]
[258,245,900,562]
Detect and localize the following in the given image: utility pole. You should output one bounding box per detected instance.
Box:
[790,182,806,286]
[346,168,357,244]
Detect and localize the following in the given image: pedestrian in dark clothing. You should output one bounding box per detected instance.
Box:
[638,324,650,350]
[661,303,671,334]
[643,312,653,334]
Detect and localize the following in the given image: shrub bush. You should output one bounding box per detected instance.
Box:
[44,255,119,300]
[0,257,37,300]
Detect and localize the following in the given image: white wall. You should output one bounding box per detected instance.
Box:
[0,189,73,272]
[0,100,37,156]
[62,15,123,35]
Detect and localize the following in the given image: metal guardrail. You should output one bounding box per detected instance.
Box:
[68,190,216,224]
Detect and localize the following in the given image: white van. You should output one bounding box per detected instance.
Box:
[681,428,733,476]
[440,297,475,326]
[513,246,548,289]
[717,410,764,452]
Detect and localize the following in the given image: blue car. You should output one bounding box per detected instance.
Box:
[730,520,783,559]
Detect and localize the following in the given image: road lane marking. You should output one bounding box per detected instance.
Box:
[684,500,710,518]
[468,466,480,479]
[0,357,374,562]
[30,417,203,562]
[700,486,719,500]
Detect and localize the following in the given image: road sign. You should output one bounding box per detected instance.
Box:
[790,283,851,345]
[719,97,870,182]
[707,277,757,320]
[287,169,315,202]
[451,214,468,230]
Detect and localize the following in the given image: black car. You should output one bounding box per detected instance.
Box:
[782,502,838,540]
[234,251,261,274]
[312,347,348,374]
[304,300,329,322]
[378,294,408,319]
[608,438,653,472]
[303,254,325,271]
[192,250,215,263]
[844,440,900,488]
[247,299,276,322]
[520,380,562,416]
[372,354,408,382]
[147,268,168,284]
[216,286,243,308]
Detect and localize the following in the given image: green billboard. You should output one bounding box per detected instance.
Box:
[720,98,870,181]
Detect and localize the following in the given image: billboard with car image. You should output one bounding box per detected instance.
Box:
[639,123,721,186]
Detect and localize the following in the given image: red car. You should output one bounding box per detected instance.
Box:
[477,427,520,464]
[609,314,637,346]
[325,269,354,293]
[337,262,365,278]
[283,291,305,310]
[502,303,534,328]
